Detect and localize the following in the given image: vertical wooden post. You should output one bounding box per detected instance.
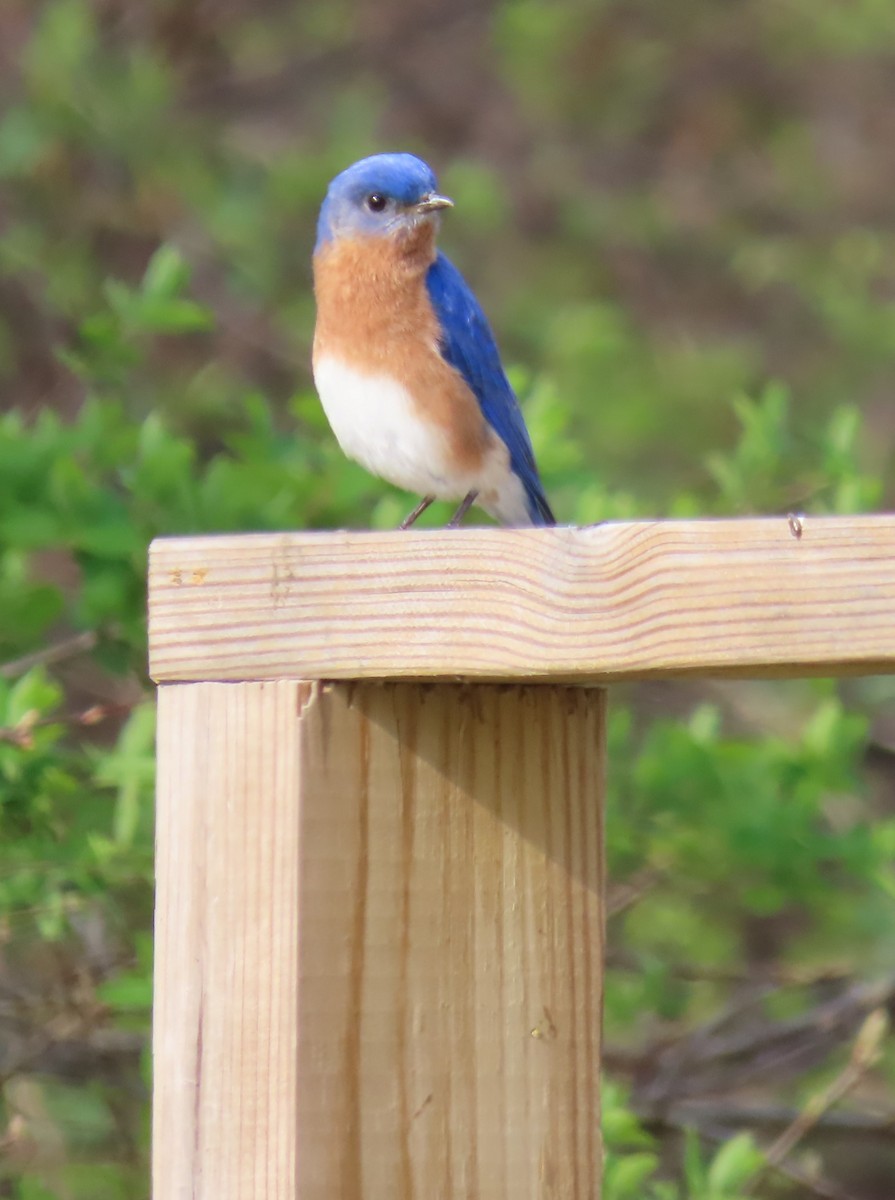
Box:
[154,681,303,1199]
[153,679,605,1199]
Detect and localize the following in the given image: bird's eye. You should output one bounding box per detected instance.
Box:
[366,193,387,213]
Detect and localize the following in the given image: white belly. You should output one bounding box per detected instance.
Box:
[313,356,465,498]
[313,355,533,524]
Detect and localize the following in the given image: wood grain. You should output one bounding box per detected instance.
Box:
[153,681,604,1199]
[153,681,302,1200]
[297,682,604,1199]
[149,517,895,683]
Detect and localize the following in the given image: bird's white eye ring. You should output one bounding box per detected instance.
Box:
[366,193,387,213]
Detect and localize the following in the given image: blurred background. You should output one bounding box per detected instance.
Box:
[1,1,894,1197]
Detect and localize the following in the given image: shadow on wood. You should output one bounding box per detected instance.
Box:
[153,679,604,1200]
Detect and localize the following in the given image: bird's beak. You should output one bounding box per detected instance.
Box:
[416,193,454,214]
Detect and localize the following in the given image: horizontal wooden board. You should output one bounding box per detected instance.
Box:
[148,517,895,683]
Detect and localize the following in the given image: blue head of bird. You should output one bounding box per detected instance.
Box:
[315,153,453,251]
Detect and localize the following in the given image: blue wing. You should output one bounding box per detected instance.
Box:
[426,253,554,525]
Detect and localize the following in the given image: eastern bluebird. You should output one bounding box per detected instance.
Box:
[312,153,555,528]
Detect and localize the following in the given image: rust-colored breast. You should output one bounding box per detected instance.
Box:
[313,225,491,474]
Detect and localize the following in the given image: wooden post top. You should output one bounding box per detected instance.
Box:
[148,516,895,684]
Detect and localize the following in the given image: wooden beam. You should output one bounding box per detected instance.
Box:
[153,681,301,1199]
[153,680,604,1199]
[149,517,895,683]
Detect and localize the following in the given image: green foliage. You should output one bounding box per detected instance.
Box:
[706,383,884,514]
[603,1083,765,1199]
[603,688,895,1043]
[1,0,894,1195]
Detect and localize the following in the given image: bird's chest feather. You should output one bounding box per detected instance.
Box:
[312,233,490,491]
[312,356,461,494]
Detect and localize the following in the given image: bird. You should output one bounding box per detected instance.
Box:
[312,152,555,528]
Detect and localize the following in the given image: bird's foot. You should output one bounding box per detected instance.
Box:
[446,491,478,528]
[399,495,436,530]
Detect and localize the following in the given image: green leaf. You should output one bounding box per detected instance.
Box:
[5,667,62,724]
[605,1152,662,1197]
[93,702,156,848]
[706,1132,764,1192]
[138,296,214,334]
[99,967,152,1013]
[602,1105,655,1148]
[141,244,191,299]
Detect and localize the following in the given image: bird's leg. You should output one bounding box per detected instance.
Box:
[447,490,478,528]
[399,495,436,529]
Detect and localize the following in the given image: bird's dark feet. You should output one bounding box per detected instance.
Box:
[399,495,436,529]
[446,491,478,528]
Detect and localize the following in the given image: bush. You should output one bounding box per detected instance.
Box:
[1,2,894,1196]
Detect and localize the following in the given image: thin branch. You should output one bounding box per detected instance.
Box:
[0,631,98,679]
[0,701,140,748]
[606,951,852,988]
[759,1008,888,1171]
[663,1099,895,1137]
[606,868,663,916]
[671,1115,861,1200]
[633,975,895,1109]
